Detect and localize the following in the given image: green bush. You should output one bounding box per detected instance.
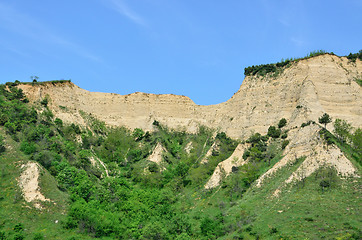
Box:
[20,141,37,155]
[40,98,48,107]
[281,140,289,149]
[278,118,287,128]
[267,126,281,138]
[54,118,63,127]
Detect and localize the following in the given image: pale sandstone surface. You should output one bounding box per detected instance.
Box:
[18,55,361,139]
[200,141,219,164]
[148,142,167,165]
[204,143,249,189]
[18,162,50,209]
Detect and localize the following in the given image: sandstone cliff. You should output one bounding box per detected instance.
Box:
[18,54,362,139]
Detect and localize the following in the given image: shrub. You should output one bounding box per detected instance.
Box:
[301,120,315,128]
[148,162,159,173]
[278,118,287,128]
[281,140,290,149]
[267,126,281,138]
[280,133,288,139]
[132,128,145,141]
[55,118,63,127]
[4,121,17,134]
[13,223,23,232]
[20,141,37,155]
[246,133,262,144]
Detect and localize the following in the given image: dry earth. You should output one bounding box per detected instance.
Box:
[148,142,167,165]
[18,162,50,209]
[200,141,219,164]
[205,143,249,189]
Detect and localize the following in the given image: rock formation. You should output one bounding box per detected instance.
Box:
[18,54,361,139]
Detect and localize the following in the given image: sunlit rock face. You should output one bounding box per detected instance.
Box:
[19,54,362,139]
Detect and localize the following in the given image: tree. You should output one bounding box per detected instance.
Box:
[333,119,352,143]
[318,113,331,129]
[30,76,39,83]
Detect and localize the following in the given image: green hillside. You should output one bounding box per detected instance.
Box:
[0,81,361,239]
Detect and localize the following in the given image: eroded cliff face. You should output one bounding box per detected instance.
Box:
[19,54,362,139]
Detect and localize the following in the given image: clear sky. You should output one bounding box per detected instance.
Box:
[0,0,361,105]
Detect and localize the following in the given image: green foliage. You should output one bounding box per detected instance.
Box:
[267,126,281,138]
[132,128,145,141]
[200,216,224,237]
[281,140,289,149]
[32,233,44,240]
[0,134,5,154]
[301,120,315,128]
[351,128,362,155]
[54,118,63,127]
[354,78,362,87]
[20,141,37,155]
[278,118,287,128]
[244,50,330,77]
[307,50,327,58]
[319,113,332,129]
[333,119,352,143]
[40,97,48,107]
[346,50,362,62]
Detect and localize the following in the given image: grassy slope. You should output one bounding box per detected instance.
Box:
[0,128,92,240]
[220,157,361,239]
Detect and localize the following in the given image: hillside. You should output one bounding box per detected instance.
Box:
[0,53,361,239]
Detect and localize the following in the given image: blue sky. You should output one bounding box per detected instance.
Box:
[0,0,361,105]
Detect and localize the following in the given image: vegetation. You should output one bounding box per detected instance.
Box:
[346,50,362,62]
[319,113,332,129]
[354,78,362,87]
[244,50,327,77]
[0,81,360,239]
[244,50,362,77]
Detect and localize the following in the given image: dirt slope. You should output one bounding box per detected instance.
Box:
[18,162,50,209]
[205,143,248,189]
